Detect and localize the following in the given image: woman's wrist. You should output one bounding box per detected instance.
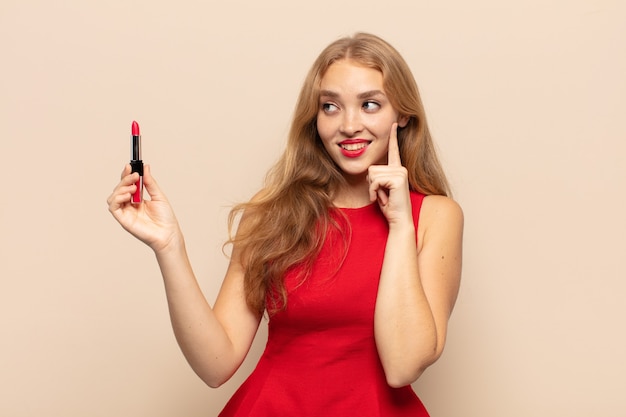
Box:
[153,229,186,258]
[387,219,416,235]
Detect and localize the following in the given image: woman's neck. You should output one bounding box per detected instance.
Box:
[333,175,371,208]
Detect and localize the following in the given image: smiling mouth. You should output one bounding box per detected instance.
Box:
[340,142,369,151]
[339,138,371,148]
[338,140,371,158]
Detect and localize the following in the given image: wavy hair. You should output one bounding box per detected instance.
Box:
[228,32,450,315]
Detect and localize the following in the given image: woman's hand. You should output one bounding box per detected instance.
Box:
[107,164,182,253]
[368,123,413,228]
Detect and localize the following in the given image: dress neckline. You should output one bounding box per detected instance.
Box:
[337,202,375,210]
[333,202,379,214]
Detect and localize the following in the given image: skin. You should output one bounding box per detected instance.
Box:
[107,59,463,389]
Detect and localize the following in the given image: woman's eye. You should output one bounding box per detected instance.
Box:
[363,101,380,111]
[322,103,339,113]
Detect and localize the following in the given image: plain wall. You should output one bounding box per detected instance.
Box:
[1,0,624,416]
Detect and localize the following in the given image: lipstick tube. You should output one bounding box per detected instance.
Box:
[130,121,143,204]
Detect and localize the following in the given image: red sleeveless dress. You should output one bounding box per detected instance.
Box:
[219,192,429,416]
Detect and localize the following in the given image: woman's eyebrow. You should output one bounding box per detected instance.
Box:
[319,90,339,99]
[319,90,386,99]
[357,90,385,99]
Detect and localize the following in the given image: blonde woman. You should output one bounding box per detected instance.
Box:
[108,32,463,416]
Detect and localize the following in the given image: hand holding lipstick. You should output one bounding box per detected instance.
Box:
[107,163,183,254]
[367,123,413,228]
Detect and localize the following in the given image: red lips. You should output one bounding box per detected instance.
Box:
[339,139,370,158]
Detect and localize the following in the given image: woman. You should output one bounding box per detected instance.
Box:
[108,32,463,416]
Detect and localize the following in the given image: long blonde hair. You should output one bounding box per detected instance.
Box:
[228,32,450,315]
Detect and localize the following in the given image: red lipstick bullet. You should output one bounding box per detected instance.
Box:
[130,120,143,204]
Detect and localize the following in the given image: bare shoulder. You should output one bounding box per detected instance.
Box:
[421,195,463,225]
[418,195,464,250]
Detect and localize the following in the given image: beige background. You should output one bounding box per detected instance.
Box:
[1,0,624,416]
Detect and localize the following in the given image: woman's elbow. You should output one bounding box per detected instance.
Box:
[385,364,430,388]
[385,367,425,388]
[201,372,233,389]
[383,349,443,388]
[195,365,237,389]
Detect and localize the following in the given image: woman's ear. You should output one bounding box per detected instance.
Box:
[398,115,410,128]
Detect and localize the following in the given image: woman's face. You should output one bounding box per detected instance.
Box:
[316,59,407,180]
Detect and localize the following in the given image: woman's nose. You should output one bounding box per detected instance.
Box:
[339,109,363,137]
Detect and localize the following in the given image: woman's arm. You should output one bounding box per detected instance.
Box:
[367,125,463,387]
[155,238,262,388]
[107,165,262,387]
[374,195,463,387]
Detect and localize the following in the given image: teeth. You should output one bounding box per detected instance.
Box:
[340,142,367,151]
